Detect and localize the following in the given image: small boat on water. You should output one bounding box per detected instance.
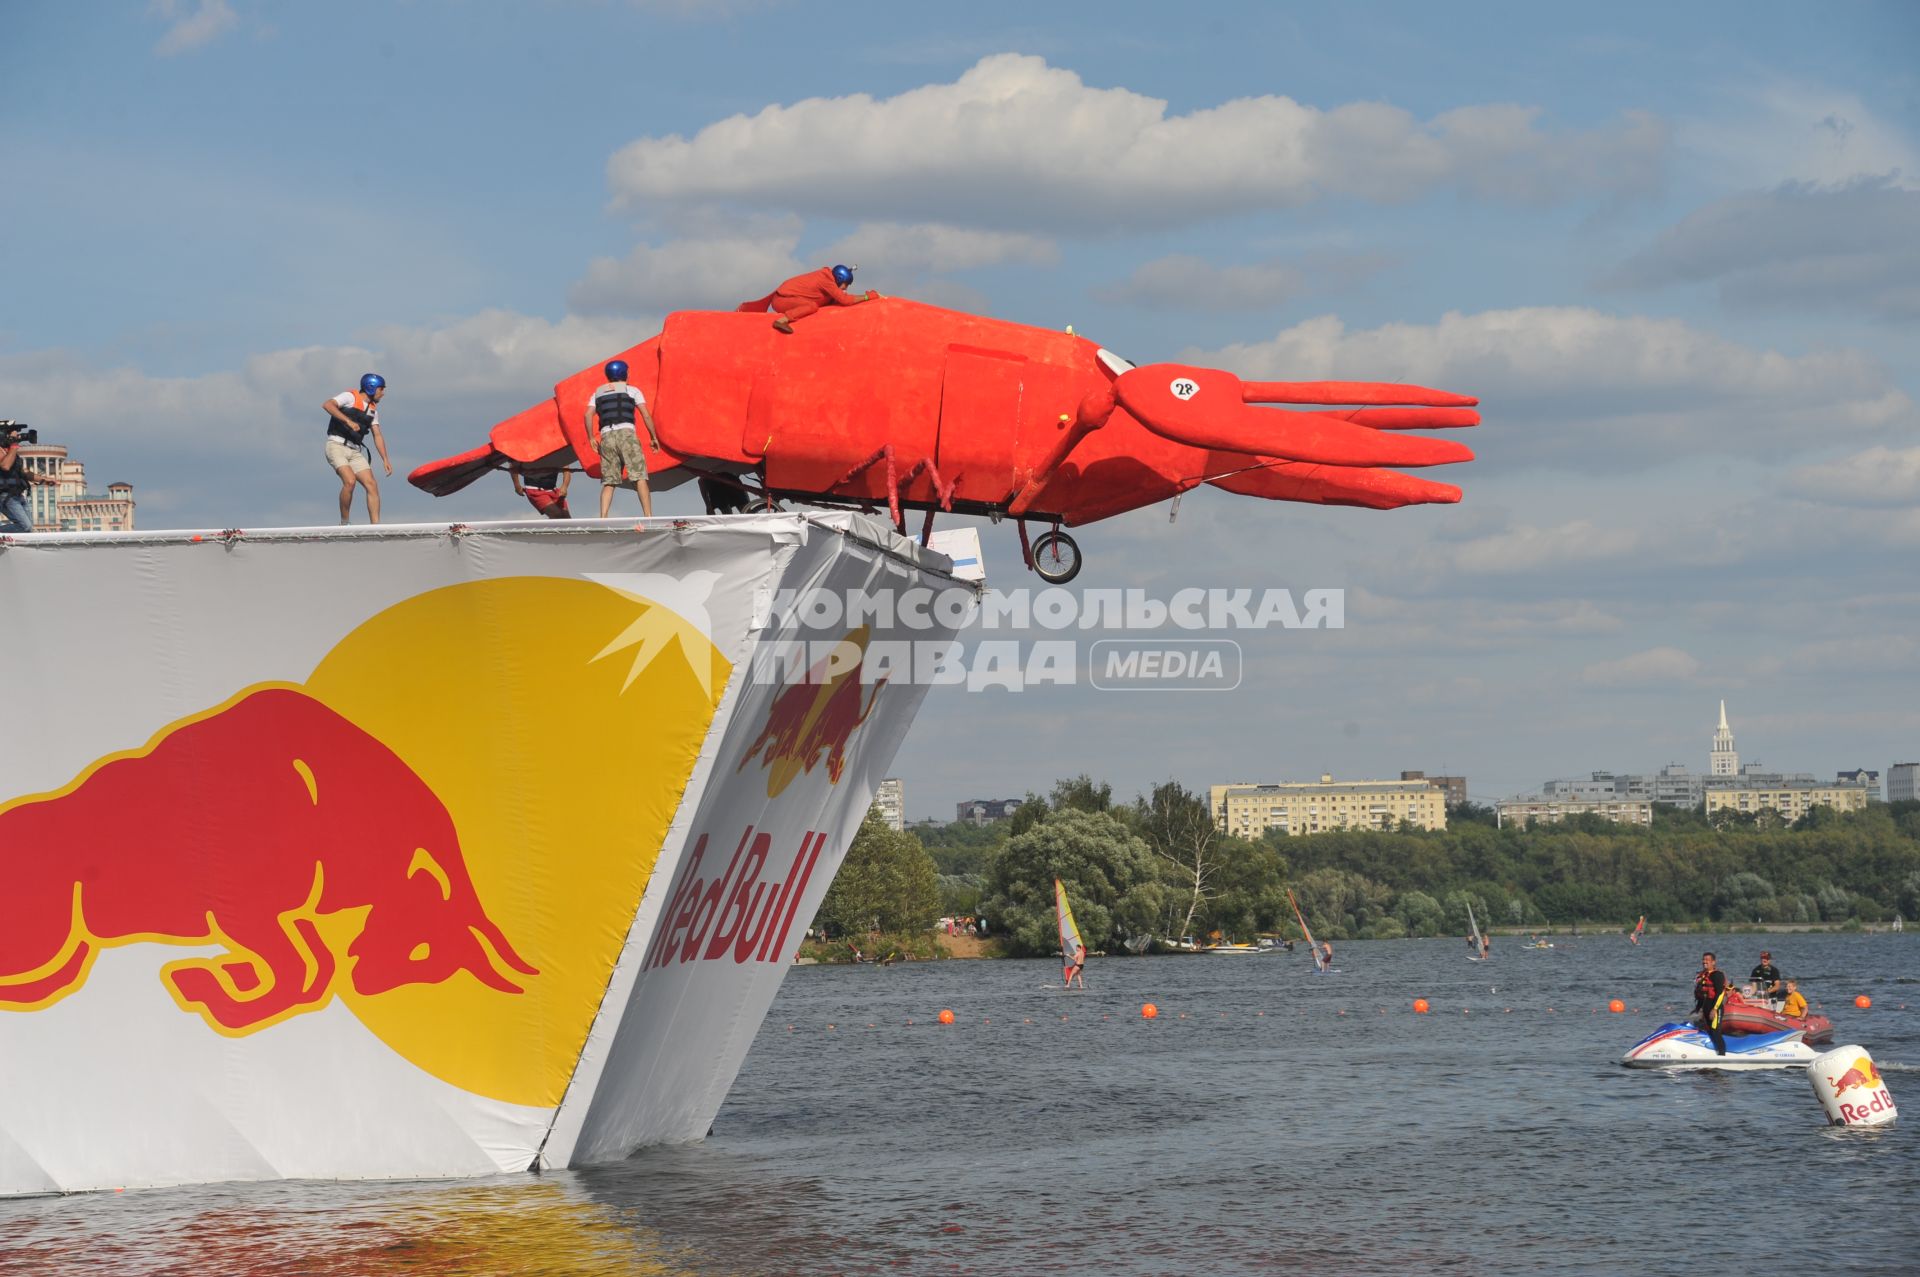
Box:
[1719,992,1834,1044]
[1621,1022,1818,1070]
[1155,935,1204,954]
[1204,940,1263,954]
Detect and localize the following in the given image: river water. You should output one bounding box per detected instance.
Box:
[3,933,1914,1275]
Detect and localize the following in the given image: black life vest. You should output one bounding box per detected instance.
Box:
[594,384,639,431]
[327,391,378,443]
[521,468,561,491]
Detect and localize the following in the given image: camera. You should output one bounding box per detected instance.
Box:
[0,421,37,445]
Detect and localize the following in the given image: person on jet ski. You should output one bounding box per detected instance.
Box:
[1693,952,1729,1056]
[1749,951,1783,1004]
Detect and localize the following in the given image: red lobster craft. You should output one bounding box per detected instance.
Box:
[409,298,1478,582]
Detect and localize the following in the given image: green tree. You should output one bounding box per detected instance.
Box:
[1008,793,1050,837]
[1051,774,1113,815]
[813,811,941,938]
[982,809,1166,957]
[1134,780,1226,940]
[1395,890,1447,937]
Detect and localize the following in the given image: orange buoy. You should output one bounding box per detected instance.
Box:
[1608,999,1625,1013]
[1413,998,1430,1014]
[1855,995,1872,1010]
[1141,1002,1159,1019]
[938,1008,955,1024]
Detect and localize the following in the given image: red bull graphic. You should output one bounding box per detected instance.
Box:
[0,685,537,1034]
[1829,1057,1882,1099]
[738,627,884,797]
[640,827,829,972]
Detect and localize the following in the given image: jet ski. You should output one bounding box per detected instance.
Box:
[1620,1022,1819,1070]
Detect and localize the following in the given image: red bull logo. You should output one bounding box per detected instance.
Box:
[0,685,537,1035]
[1829,1057,1882,1098]
[738,626,884,797]
[641,826,829,971]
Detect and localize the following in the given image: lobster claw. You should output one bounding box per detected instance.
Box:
[1112,364,1476,469]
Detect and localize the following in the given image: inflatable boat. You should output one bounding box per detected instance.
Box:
[1718,995,1834,1044]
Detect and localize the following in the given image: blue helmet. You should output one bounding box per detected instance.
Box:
[604,359,628,382]
[831,264,854,288]
[360,373,385,395]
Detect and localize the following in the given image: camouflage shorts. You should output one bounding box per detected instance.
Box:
[598,428,649,487]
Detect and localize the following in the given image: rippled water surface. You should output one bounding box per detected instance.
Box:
[3,933,1915,1275]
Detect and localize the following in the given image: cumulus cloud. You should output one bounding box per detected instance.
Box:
[1606,179,1920,321]
[818,222,1057,275]
[0,309,645,526]
[1194,307,1915,471]
[1341,588,1624,652]
[1684,83,1920,189]
[569,227,805,316]
[1095,255,1306,312]
[606,54,1668,231]
[1581,646,1702,687]
[1786,446,1920,507]
[150,0,237,57]
[1098,250,1396,312]
[1443,520,1648,575]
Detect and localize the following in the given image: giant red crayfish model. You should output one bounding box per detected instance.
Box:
[409,298,1477,582]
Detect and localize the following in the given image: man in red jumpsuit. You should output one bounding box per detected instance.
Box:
[738,264,881,332]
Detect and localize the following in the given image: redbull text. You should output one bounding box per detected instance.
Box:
[641,826,828,972]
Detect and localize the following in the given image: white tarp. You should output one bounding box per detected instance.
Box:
[0,513,970,1195]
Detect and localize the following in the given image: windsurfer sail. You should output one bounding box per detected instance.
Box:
[1056,878,1087,988]
[1288,888,1330,974]
[1467,900,1487,962]
[1630,916,1645,945]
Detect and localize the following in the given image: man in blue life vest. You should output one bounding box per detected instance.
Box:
[584,359,659,517]
[323,373,393,524]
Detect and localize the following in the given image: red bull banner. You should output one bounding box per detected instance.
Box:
[0,513,971,1195]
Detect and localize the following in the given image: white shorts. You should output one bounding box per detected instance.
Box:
[326,436,373,474]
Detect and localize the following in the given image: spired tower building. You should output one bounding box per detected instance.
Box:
[1710,700,1739,778]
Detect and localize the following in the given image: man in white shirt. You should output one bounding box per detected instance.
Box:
[584,359,658,517]
[322,373,393,524]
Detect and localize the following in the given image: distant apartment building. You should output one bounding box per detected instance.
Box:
[1836,769,1881,803]
[955,798,1022,825]
[1400,771,1469,808]
[1891,763,1920,805]
[872,778,905,831]
[1704,781,1869,822]
[1496,797,1655,829]
[1211,775,1447,837]
[1544,764,1703,808]
[20,445,135,532]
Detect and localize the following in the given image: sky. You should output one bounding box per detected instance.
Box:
[4,1,1918,817]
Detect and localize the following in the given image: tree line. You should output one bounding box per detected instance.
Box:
[817,777,1920,958]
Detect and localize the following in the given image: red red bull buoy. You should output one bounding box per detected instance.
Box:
[1412,998,1430,1014]
[1141,1002,1159,1019]
[937,1008,955,1025]
[1608,999,1625,1013]
[1855,994,1872,1009]
[1811,1045,1897,1127]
